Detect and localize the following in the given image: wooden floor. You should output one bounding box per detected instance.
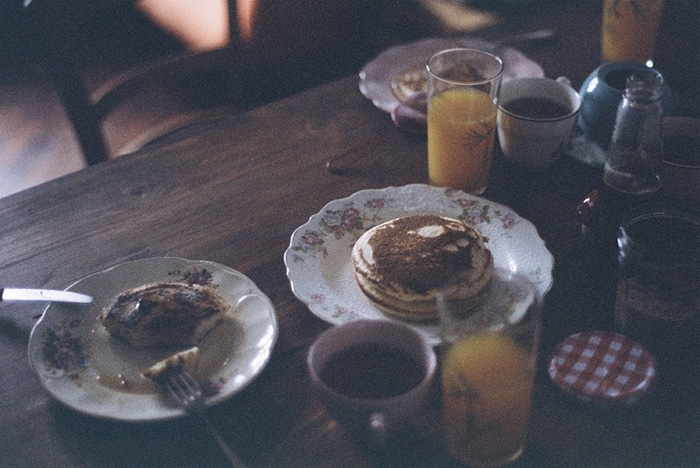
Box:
[0,70,236,199]
[0,5,194,199]
[0,71,84,198]
[0,4,313,199]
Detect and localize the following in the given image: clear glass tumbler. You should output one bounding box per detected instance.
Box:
[427,48,503,195]
[601,0,664,63]
[439,269,541,467]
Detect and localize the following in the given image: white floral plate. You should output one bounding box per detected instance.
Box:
[359,36,545,113]
[28,257,277,421]
[284,184,553,344]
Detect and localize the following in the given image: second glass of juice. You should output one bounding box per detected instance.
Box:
[439,269,542,467]
[601,0,664,63]
[427,48,504,195]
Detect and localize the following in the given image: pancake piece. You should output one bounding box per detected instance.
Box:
[352,215,493,320]
[141,346,200,384]
[99,282,229,349]
[391,66,428,102]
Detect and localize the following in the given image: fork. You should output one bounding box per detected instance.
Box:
[165,371,250,468]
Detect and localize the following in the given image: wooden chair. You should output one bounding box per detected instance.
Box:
[23,0,246,166]
[23,0,435,166]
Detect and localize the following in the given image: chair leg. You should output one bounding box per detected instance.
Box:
[24,0,110,166]
[50,62,110,166]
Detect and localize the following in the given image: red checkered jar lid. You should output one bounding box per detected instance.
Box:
[548,331,657,406]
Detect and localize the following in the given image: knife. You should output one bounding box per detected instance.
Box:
[0,288,93,304]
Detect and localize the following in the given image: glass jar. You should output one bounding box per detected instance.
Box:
[614,210,700,364]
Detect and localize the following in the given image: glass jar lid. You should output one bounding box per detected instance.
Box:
[548,331,657,407]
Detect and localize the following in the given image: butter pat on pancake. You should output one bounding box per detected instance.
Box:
[352,215,493,320]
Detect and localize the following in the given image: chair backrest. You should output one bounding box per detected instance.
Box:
[24,0,243,165]
[23,0,433,165]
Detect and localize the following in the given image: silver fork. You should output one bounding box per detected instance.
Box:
[166,370,250,468]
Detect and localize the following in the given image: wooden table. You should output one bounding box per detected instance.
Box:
[1,1,698,466]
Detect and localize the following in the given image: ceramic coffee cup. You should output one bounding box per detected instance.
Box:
[307,319,436,446]
[497,76,581,168]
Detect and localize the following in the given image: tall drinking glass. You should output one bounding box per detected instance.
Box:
[427,48,503,195]
[439,269,541,467]
[601,0,664,63]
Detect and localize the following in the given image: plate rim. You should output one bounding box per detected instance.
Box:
[28,256,278,422]
[358,35,545,113]
[284,184,553,344]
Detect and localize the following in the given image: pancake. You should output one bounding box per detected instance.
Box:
[391,62,486,103]
[141,346,200,384]
[99,282,229,349]
[391,66,427,102]
[352,215,493,320]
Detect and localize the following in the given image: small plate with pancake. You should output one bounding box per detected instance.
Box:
[359,36,544,113]
[28,257,277,421]
[285,184,553,345]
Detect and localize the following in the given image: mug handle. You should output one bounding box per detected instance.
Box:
[556,76,572,88]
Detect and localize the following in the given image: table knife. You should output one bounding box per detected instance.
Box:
[0,288,93,304]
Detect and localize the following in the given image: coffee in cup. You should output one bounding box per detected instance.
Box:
[497,76,581,168]
[307,319,436,446]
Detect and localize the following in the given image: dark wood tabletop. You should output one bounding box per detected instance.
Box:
[1,1,698,467]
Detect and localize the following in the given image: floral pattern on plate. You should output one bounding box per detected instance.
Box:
[35,267,218,379]
[285,184,553,344]
[39,321,88,378]
[28,257,277,422]
[289,197,391,258]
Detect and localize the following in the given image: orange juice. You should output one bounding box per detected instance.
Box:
[601,0,664,63]
[428,88,497,195]
[442,333,534,466]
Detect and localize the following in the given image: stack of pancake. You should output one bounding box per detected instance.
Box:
[352,214,494,321]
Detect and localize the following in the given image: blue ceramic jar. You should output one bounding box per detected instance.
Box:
[578,62,675,152]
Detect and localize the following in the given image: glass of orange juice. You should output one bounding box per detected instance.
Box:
[438,269,541,467]
[427,48,504,195]
[601,0,664,63]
